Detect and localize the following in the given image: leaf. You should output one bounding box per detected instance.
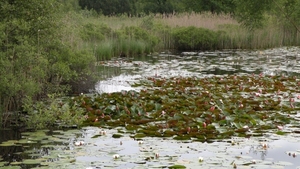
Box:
[168,165,187,169]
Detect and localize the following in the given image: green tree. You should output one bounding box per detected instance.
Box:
[0,0,95,120]
[183,0,235,14]
[234,0,300,32]
[78,0,132,15]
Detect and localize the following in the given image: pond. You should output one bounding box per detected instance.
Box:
[1,47,300,169]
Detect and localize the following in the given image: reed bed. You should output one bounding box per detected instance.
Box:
[61,11,300,61]
[156,12,238,30]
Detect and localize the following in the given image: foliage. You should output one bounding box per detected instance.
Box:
[171,26,220,50]
[78,0,133,16]
[117,26,159,47]
[0,0,96,127]
[22,94,86,129]
[0,0,61,113]
[138,0,176,15]
[80,22,112,42]
[184,0,236,14]
[74,74,299,140]
[78,0,235,16]
[233,0,274,30]
[234,0,300,32]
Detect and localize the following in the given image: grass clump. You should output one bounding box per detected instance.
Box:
[172,26,220,50]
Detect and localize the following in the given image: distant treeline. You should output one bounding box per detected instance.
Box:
[78,0,236,16]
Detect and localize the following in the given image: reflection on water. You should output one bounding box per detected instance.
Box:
[95,47,300,93]
[1,127,300,168]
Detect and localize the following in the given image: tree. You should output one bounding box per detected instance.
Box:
[234,0,300,32]
[78,0,132,15]
[0,0,59,112]
[0,0,95,117]
[183,0,236,14]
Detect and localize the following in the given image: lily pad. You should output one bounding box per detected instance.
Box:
[168,165,187,169]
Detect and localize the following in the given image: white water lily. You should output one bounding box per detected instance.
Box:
[74,141,84,146]
[199,156,203,162]
[100,130,106,135]
[138,140,144,144]
[233,162,237,168]
[113,154,120,159]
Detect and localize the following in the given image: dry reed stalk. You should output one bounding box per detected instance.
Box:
[96,15,142,30]
[156,12,239,30]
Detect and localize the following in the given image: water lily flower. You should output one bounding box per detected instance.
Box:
[74,141,84,146]
[233,162,237,168]
[243,125,249,130]
[203,122,207,128]
[199,156,203,162]
[254,92,261,97]
[210,106,215,111]
[219,99,224,104]
[261,143,268,149]
[187,127,191,134]
[100,130,106,135]
[277,126,284,130]
[113,154,120,159]
[251,159,256,164]
[239,103,244,108]
[138,140,144,144]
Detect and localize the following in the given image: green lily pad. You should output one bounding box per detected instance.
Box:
[168,165,187,169]
[112,134,123,138]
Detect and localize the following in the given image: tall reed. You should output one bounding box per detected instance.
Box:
[156,12,300,49]
[61,11,300,61]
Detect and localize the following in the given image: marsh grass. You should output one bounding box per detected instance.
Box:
[93,39,151,61]
[157,12,238,30]
[61,11,300,61]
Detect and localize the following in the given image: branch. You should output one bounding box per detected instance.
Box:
[272,0,300,33]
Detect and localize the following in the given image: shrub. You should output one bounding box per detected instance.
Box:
[80,23,112,42]
[116,26,159,48]
[171,26,219,50]
[22,94,86,130]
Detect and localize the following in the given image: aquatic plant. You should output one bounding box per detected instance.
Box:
[22,94,85,130]
[72,73,300,141]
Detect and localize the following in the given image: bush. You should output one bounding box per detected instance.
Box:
[80,23,112,42]
[116,26,159,48]
[172,26,219,50]
[22,94,86,130]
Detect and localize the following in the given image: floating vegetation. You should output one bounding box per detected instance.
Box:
[2,48,300,168]
[75,74,300,141]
